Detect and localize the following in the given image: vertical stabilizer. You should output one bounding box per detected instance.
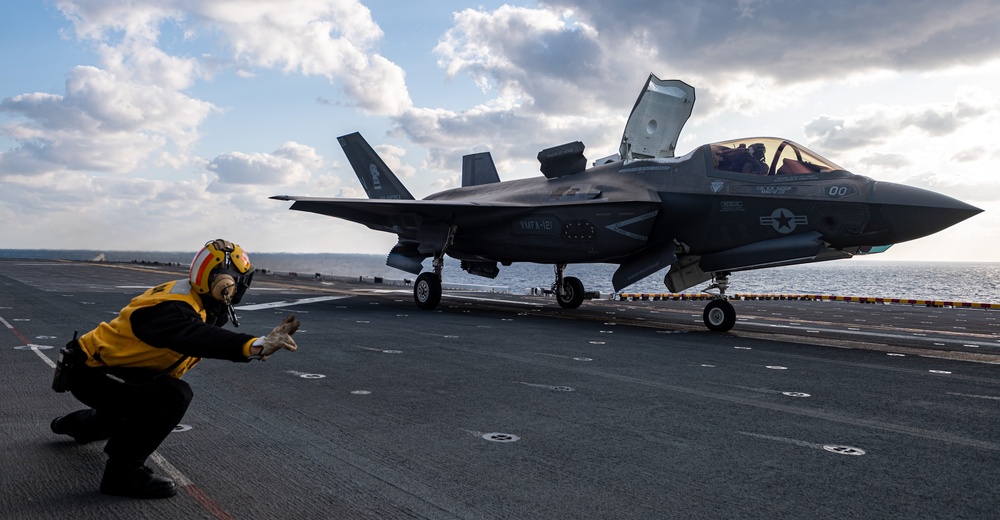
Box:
[461,152,501,187]
[337,132,415,200]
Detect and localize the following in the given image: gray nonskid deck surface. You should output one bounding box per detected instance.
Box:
[2,259,998,519]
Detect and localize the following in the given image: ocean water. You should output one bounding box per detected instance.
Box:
[1,249,998,304]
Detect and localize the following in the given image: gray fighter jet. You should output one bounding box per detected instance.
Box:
[272,73,981,331]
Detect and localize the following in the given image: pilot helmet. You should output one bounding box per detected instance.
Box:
[189,239,254,304]
[748,142,766,161]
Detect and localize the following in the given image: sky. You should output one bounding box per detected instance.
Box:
[1,0,998,264]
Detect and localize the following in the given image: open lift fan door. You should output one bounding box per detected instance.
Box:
[620,74,696,160]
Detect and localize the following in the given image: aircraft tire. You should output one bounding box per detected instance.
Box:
[556,276,585,309]
[414,272,442,310]
[703,299,736,332]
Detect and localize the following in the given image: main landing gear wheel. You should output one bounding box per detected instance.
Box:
[703,299,736,332]
[556,276,585,309]
[414,272,442,310]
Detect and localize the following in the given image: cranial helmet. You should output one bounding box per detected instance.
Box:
[189,239,254,304]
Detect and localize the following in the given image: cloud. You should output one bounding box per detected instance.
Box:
[2,0,414,183]
[546,0,1000,82]
[0,170,219,249]
[900,171,1000,203]
[435,6,608,112]
[803,87,997,152]
[56,0,412,116]
[373,143,416,179]
[208,142,323,186]
[426,1,1000,123]
[0,65,216,177]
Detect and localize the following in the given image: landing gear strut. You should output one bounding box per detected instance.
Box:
[553,264,585,309]
[413,226,455,310]
[702,272,736,332]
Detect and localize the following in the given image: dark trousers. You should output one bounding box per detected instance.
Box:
[64,364,193,468]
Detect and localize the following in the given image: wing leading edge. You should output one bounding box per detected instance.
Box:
[268,195,644,233]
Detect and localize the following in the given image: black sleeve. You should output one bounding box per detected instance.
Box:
[130,301,257,362]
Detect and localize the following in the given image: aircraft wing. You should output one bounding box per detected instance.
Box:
[270,195,546,233]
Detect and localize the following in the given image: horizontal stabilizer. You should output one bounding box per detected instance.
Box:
[337,132,414,200]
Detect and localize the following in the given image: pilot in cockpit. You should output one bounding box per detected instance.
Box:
[739,143,768,175]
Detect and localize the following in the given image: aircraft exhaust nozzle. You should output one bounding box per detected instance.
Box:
[870,182,982,243]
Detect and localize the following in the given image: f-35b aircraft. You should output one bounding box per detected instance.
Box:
[272,73,981,331]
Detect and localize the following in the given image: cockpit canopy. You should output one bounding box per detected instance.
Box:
[710,137,844,176]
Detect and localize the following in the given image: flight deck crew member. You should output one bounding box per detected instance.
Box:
[50,239,301,499]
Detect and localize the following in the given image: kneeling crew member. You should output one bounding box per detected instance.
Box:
[51,239,300,499]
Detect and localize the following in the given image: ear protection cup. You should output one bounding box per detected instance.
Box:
[210,273,236,303]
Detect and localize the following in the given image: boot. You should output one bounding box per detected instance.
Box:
[50,410,110,444]
[100,462,177,499]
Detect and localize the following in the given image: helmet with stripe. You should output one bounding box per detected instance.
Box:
[189,239,254,304]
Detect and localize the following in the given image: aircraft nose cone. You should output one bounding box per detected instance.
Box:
[870,182,982,243]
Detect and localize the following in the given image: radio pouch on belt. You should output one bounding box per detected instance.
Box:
[52,331,79,393]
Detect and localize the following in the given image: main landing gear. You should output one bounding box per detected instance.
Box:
[413,227,454,310]
[552,263,585,309]
[413,255,590,312]
[701,272,736,332]
[413,272,442,310]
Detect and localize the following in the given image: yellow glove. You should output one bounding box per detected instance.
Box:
[251,314,300,360]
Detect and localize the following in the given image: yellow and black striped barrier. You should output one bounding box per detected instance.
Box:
[613,292,1000,309]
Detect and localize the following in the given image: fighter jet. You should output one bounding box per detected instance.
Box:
[272,73,981,331]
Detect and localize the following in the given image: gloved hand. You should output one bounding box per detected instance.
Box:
[252,314,300,360]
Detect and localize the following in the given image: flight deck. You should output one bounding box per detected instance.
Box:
[2,259,998,519]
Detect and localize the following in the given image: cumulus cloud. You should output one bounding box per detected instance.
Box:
[2,0,412,182]
[408,4,642,170]
[0,65,216,178]
[373,143,416,179]
[55,0,412,116]
[435,6,608,112]
[209,142,323,186]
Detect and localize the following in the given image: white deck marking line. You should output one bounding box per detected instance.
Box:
[149,451,193,486]
[31,345,56,368]
[357,288,544,306]
[236,295,350,310]
[441,294,544,306]
[947,392,1000,401]
[150,452,235,520]
[746,321,994,347]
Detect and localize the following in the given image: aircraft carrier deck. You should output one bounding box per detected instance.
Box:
[2,259,998,519]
